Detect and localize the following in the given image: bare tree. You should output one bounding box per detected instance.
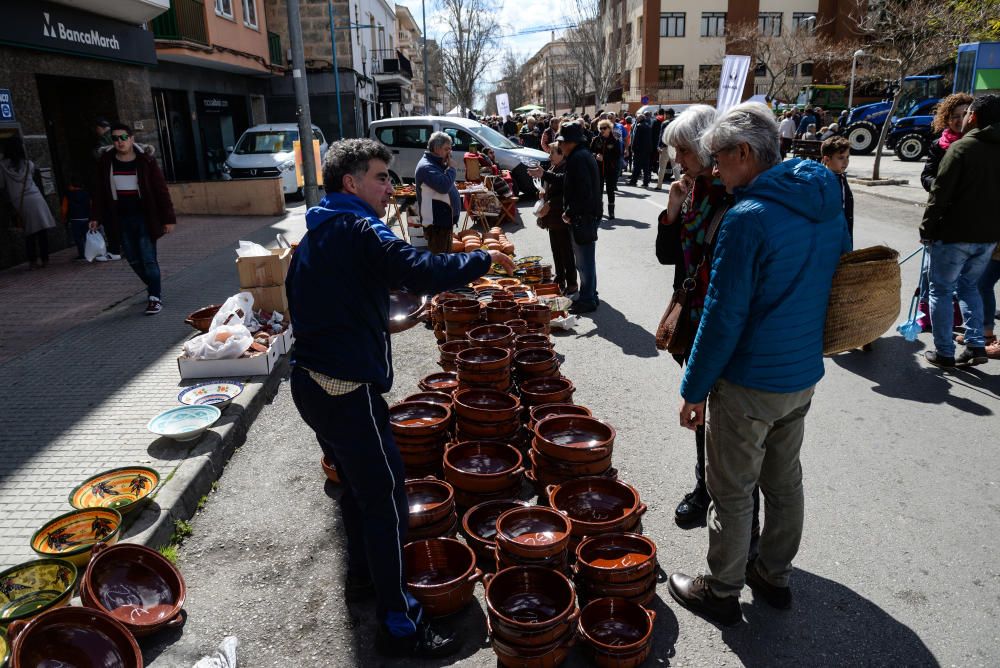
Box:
[686,65,721,104]
[498,50,530,111]
[438,0,502,111]
[554,64,586,111]
[562,0,635,109]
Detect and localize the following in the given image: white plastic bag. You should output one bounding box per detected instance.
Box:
[84,230,107,262]
[236,240,270,257]
[183,324,253,360]
[211,292,259,331]
[192,636,239,668]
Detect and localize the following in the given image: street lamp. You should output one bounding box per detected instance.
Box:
[848,48,865,109]
[328,0,383,139]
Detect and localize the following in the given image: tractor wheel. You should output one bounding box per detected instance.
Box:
[848,121,879,155]
[894,133,928,162]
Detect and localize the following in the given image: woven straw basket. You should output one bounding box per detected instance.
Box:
[824,246,901,354]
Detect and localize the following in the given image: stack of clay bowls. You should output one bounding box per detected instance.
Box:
[504,318,528,337]
[452,388,521,443]
[468,324,516,352]
[455,347,512,393]
[519,304,552,336]
[512,348,561,385]
[404,538,482,617]
[430,290,476,342]
[443,440,525,509]
[406,478,458,540]
[518,376,575,408]
[460,499,531,563]
[528,403,592,427]
[484,566,579,668]
[514,333,552,352]
[529,414,616,487]
[418,371,459,395]
[485,300,520,325]
[440,298,482,341]
[494,506,573,573]
[574,533,658,607]
[437,340,470,372]
[403,391,453,409]
[390,401,452,478]
[578,597,657,667]
[546,477,647,553]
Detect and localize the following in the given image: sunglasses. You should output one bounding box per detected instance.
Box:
[111,133,130,142]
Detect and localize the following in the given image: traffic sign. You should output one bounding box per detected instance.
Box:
[641,96,649,105]
[0,89,14,122]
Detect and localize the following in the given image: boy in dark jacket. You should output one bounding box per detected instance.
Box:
[821,136,854,240]
[286,138,513,659]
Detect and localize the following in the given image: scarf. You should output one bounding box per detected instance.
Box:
[938,127,963,151]
[679,176,731,322]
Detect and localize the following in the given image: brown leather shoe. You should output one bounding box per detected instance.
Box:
[667,573,742,626]
[745,559,792,609]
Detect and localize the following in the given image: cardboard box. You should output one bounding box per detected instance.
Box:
[237,248,292,289]
[272,326,294,354]
[177,342,282,379]
[249,285,289,315]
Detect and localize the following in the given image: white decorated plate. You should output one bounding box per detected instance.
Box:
[147,405,221,441]
[177,380,244,407]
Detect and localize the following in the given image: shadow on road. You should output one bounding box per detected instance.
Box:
[577,301,658,359]
[720,569,939,667]
[601,217,651,230]
[830,335,997,415]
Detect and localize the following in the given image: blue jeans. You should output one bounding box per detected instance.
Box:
[978,258,1000,334]
[572,228,598,306]
[928,241,997,355]
[119,214,161,299]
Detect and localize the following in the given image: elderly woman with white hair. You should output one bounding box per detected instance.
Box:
[668,102,851,626]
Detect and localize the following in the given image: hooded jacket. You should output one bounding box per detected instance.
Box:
[92,143,175,242]
[286,192,491,393]
[415,151,461,227]
[920,123,1000,243]
[681,159,852,403]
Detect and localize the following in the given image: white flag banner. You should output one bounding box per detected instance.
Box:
[496,93,510,119]
[716,55,752,113]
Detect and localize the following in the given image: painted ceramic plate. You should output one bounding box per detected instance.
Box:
[177,380,244,407]
[0,626,7,668]
[147,405,221,441]
[68,466,160,514]
[0,558,78,625]
[30,508,121,567]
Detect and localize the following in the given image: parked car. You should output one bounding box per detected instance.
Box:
[222,123,328,197]
[369,116,550,190]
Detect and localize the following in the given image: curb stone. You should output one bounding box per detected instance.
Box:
[122,357,290,551]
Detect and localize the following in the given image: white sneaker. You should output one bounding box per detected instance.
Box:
[105,253,122,261]
[94,254,109,262]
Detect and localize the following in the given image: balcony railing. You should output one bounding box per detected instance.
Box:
[150,0,208,45]
[371,49,413,79]
[268,31,283,66]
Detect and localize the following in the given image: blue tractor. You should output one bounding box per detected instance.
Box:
[844,75,947,155]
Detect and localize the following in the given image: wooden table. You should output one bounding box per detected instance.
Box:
[386,193,415,242]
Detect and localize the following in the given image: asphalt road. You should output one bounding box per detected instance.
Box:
[147,178,999,668]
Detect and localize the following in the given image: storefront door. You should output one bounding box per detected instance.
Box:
[196,93,249,180]
[153,89,198,182]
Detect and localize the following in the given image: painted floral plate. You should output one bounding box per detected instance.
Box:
[177,380,244,408]
[0,558,78,625]
[30,508,121,567]
[68,466,160,515]
[147,405,221,442]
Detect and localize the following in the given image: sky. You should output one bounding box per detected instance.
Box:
[393,0,579,108]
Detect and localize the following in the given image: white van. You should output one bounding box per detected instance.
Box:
[369,116,550,184]
[222,123,328,196]
[634,103,695,118]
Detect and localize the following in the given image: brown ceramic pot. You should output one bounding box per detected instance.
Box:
[452,389,521,424]
[8,606,143,668]
[515,334,553,351]
[486,303,521,324]
[457,367,512,386]
[483,566,577,645]
[389,401,451,437]
[404,538,482,618]
[455,418,520,440]
[491,623,577,667]
[519,303,552,324]
[405,478,456,529]
[574,533,657,586]
[578,597,656,668]
[452,481,522,511]
[443,441,525,494]
[532,415,615,463]
[418,372,459,394]
[407,511,459,541]
[321,456,341,484]
[519,377,575,407]
[79,542,186,637]
[528,403,592,427]
[496,548,570,575]
[403,392,453,408]
[504,319,528,336]
[524,323,550,337]
[398,444,447,467]
[438,340,471,369]
[456,346,511,373]
[547,478,646,538]
[494,506,572,559]
[469,324,515,350]
[513,348,560,375]
[441,298,482,323]
[577,571,656,600]
[526,464,617,490]
[528,447,612,478]
[461,499,531,561]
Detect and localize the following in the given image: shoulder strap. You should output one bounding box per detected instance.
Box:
[704,204,728,247]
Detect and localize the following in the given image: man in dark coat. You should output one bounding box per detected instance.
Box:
[628,113,653,186]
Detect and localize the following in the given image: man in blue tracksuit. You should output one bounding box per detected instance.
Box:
[286,139,514,658]
[667,103,851,626]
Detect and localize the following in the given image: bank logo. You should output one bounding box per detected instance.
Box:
[41,10,121,50]
[42,12,52,37]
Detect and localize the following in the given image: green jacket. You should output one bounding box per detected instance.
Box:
[921,123,1000,243]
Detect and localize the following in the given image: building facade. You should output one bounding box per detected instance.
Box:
[523,38,576,115]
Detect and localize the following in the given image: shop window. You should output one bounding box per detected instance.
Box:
[800,62,814,77]
[658,65,684,89]
[701,12,726,37]
[758,12,782,37]
[660,12,685,37]
[215,0,234,19]
[242,0,258,29]
[793,13,816,34]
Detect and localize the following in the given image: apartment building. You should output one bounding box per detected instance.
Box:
[523,38,577,115]
[425,39,451,114]
[392,5,421,114]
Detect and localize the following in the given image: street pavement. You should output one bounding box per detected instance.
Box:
[145,171,998,667]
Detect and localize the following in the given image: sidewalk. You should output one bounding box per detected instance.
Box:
[0,205,307,569]
[845,151,928,207]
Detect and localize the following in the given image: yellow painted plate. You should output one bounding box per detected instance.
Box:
[68,466,160,514]
[0,558,77,625]
[30,508,121,566]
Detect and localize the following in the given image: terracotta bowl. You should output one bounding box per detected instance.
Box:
[514,334,552,351]
[30,508,122,567]
[0,559,77,626]
[486,303,520,323]
[491,626,577,666]
[529,447,612,477]
[484,566,578,644]
[454,417,520,440]
[404,538,482,617]
[469,324,515,349]
[440,298,482,323]
[461,500,531,560]
[452,482,523,511]
[579,584,656,609]
[444,441,525,494]
[438,340,471,368]
[403,392,453,408]
[519,303,552,324]
[512,348,558,372]
[321,457,341,483]
[417,368,460,392]
[7,606,141,668]
[577,571,657,600]
[496,548,570,575]
[184,304,221,332]
[519,377,575,407]
[452,389,521,424]
[80,542,186,637]
[578,597,656,667]
[457,367,512,386]
[496,278,522,289]
[407,511,459,541]
[456,347,511,373]
[529,403,592,426]
[388,401,452,437]
[68,466,160,515]
[504,319,528,336]
[547,478,646,538]
[495,506,572,559]
[533,415,615,463]
[575,533,657,585]
[524,324,551,339]
[405,478,456,529]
